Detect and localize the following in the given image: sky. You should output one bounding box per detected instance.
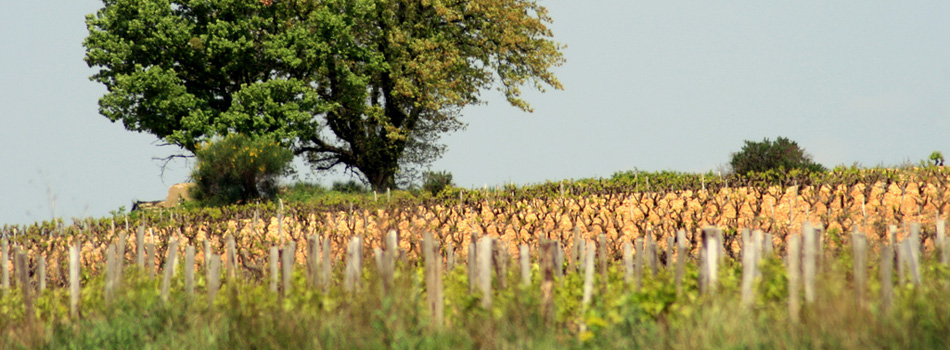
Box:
[2,1,949,226]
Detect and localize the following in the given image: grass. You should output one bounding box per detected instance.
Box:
[0,248,948,349]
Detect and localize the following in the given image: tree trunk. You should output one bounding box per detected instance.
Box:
[363,165,397,192]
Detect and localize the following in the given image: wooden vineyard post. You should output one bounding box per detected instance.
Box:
[69,243,80,319]
[16,252,33,323]
[741,229,756,306]
[647,233,658,276]
[622,241,634,285]
[554,241,565,280]
[185,245,195,299]
[161,239,179,304]
[116,231,126,290]
[519,244,531,287]
[203,240,212,274]
[762,233,773,258]
[307,235,319,288]
[571,228,581,273]
[634,238,644,292]
[752,230,764,279]
[446,239,456,271]
[909,223,922,285]
[787,234,802,323]
[136,226,145,269]
[105,243,116,304]
[269,246,279,293]
[702,227,720,295]
[539,240,555,324]
[146,243,156,278]
[597,234,608,292]
[422,232,444,329]
[581,242,596,310]
[675,230,687,295]
[476,236,493,308]
[574,234,586,274]
[12,246,20,289]
[282,241,295,298]
[226,235,237,281]
[38,255,46,293]
[802,223,817,304]
[320,236,331,291]
[375,230,397,293]
[207,255,220,308]
[493,241,508,291]
[666,236,674,269]
[880,243,894,314]
[938,218,949,267]
[467,243,477,293]
[344,236,363,293]
[2,238,8,293]
[851,232,867,309]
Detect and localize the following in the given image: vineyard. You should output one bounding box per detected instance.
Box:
[1,167,950,348]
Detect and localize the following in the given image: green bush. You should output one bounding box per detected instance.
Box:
[190,134,293,205]
[930,151,944,167]
[729,136,825,175]
[331,179,368,194]
[422,170,454,195]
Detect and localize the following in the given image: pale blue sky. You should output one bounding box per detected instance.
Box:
[2,1,948,226]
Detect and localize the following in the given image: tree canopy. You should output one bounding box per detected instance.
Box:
[729,137,826,175]
[84,0,564,190]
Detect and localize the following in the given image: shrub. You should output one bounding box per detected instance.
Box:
[930,151,944,167]
[331,179,367,194]
[190,134,293,205]
[729,137,825,175]
[422,170,454,195]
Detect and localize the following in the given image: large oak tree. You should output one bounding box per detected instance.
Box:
[84,0,564,190]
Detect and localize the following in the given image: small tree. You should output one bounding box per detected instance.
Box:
[422,171,454,195]
[729,137,825,175]
[930,151,944,167]
[190,134,293,205]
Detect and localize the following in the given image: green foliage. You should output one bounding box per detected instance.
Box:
[930,151,944,167]
[422,170,454,196]
[190,134,293,205]
[331,180,368,194]
[84,0,564,191]
[729,136,826,175]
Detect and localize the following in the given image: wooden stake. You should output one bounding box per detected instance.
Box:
[2,238,8,293]
[880,243,894,314]
[622,241,634,284]
[802,223,817,303]
[282,242,295,298]
[852,232,867,308]
[136,226,145,269]
[788,234,802,323]
[105,243,116,304]
[69,243,80,319]
[37,255,46,293]
[540,240,555,323]
[161,239,179,303]
[423,232,444,328]
[344,236,362,293]
[476,236,493,308]
[185,245,195,299]
[207,255,220,308]
[675,230,687,295]
[741,229,755,306]
[16,252,33,323]
[519,244,530,287]
[269,246,279,293]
